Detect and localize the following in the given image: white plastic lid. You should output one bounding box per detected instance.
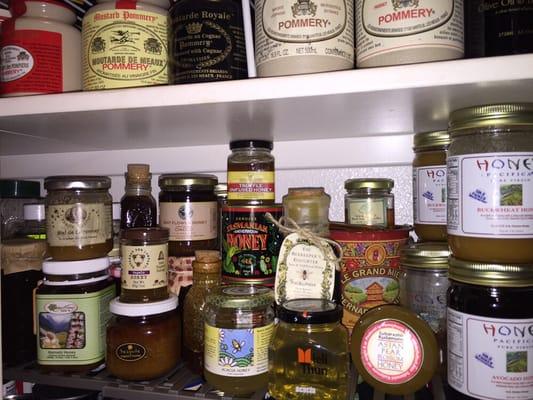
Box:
[110,294,178,316]
[24,203,45,221]
[43,257,110,275]
[112,202,121,220]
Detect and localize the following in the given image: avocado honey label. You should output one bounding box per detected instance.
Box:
[47,203,112,247]
[221,206,283,286]
[82,8,168,89]
[170,1,247,83]
[121,243,168,290]
[115,343,146,362]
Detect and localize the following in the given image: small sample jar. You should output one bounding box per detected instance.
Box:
[227,140,274,205]
[106,295,181,381]
[255,0,354,77]
[269,299,349,400]
[447,104,533,263]
[344,178,395,228]
[0,0,81,96]
[82,0,169,90]
[447,258,533,400]
[44,176,113,261]
[465,1,533,58]
[355,0,464,68]
[413,131,451,242]
[120,227,169,303]
[204,285,275,396]
[36,257,115,372]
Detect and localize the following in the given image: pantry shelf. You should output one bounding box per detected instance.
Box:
[0,54,532,156]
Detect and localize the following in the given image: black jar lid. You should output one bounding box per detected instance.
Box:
[230,139,273,150]
[0,179,40,198]
[44,176,111,190]
[278,299,342,324]
[158,173,218,189]
[121,227,169,242]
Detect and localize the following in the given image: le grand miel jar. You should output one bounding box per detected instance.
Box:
[447,104,533,263]
[204,285,274,396]
[45,176,113,261]
[447,257,533,400]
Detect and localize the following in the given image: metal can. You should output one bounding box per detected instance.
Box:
[221,204,283,286]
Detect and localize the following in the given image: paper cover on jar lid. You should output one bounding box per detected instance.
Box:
[43,257,110,275]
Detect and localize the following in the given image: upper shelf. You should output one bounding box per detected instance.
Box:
[1,54,533,156]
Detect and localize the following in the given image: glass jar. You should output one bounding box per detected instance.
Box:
[413,131,450,242]
[227,140,275,205]
[36,257,115,372]
[22,203,46,240]
[0,179,40,240]
[44,176,113,261]
[120,227,169,303]
[447,257,533,400]
[106,295,181,381]
[268,299,349,400]
[344,178,395,228]
[447,104,533,263]
[282,187,330,236]
[120,164,157,230]
[204,285,275,396]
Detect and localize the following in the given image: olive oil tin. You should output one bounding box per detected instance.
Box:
[221,205,283,286]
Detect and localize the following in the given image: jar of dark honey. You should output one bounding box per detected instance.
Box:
[447,104,533,263]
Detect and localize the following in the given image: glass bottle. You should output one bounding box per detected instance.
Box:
[182,250,221,374]
[344,178,395,228]
[120,164,157,230]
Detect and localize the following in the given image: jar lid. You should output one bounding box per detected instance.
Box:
[24,203,45,221]
[449,103,533,134]
[0,179,40,198]
[206,285,274,309]
[351,305,439,395]
[43,257,110,275]
[413,130,450,150]
[110,294,178,317]
[344,178,394,190]
[283,187,330,222]
[400,242,449,270]
[449,257,533,287]
[158,173,218,189]
[126,164,151,183]
[44,176,111,190]
[121,227,169,242]
[229,140,273,150]
[278,299,342,324]
[214,183,227,198]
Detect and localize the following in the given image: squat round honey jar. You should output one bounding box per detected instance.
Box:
[44,176,113,261]
[447,103,533,263]
[344,178,395,228]
[447,257,533,400]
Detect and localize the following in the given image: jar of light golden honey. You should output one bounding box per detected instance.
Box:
[413,131,450,242]
[447,104,533,263]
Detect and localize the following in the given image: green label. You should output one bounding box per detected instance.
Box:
[36,284,115,365]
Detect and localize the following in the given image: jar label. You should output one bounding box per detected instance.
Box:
[0,30,62,95]
[47,203,112,247]
[36,285,115,365]
[227,171,275,201]
[115,343,147,362]
[275,232,336,305]
[82,9,168,89]
[360,320,423,384]
[255,0,354,74]
[356,0,464,66]
[159,201,217,241]
[447,308,533,400]
[347,198,387,227]
[204,323,274,377]
[447,152,533,239]
[413,165,447,225]
[121,243,168,290]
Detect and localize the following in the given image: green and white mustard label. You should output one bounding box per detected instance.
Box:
[204,323,274,377]
[37,285,115,365]
[121,243,168,290]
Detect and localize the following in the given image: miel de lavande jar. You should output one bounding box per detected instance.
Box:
[44,176,113,261]
[447,257,533,400]
[447,104,533,263]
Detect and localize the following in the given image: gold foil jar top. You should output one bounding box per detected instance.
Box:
[449,103,533,134]
[449,257,533,287]
[413,130,450,151]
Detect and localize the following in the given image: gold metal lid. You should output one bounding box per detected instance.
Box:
[413,130,450,151]
[206,285,274,310]
[44,175,111,190]
[449,103,533,135]
[344,178,394,190]
[158,173,218,189]
[449,257,533,287]
[400,242,449,270]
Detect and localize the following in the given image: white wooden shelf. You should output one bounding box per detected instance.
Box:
[1,54,532,157]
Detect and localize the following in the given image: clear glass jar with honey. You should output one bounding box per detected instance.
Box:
[344,178,395,228]
[412,130,450,242]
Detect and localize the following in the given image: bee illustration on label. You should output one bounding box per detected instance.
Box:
[392,0,419,11]
[231,338,245,353]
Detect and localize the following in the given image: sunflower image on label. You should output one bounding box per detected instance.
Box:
[204,323,274,377]
[122,244,168,290]
[82,9,168,89]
